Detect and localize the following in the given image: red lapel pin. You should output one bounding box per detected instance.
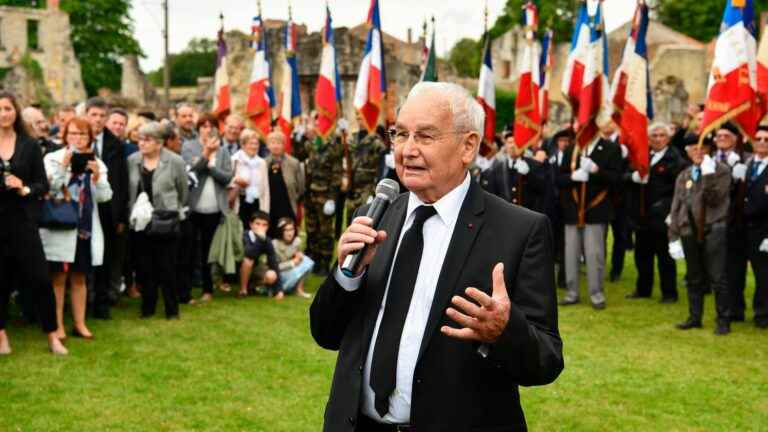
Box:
[468,223,475,230]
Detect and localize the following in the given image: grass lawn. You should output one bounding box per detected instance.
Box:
[1,246,767,431]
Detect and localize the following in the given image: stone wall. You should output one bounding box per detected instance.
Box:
[193,23,422,130]
[0,3,86,107]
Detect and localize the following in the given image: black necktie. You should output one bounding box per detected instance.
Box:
[370,205,437,418]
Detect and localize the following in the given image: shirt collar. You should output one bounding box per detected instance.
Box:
[405,172,471,228]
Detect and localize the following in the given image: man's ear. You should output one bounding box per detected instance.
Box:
[461,132,481,164]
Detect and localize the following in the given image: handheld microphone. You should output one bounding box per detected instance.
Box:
[341,178,400,277]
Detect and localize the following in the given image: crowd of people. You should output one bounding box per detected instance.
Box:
[0,90,765,356]
[478,106,767,336]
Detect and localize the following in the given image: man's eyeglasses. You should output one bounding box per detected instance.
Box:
[755,136,768,142]
[387,128,468,146]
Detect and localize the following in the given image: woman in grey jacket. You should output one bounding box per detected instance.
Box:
[128,122,188,319]
[181,113,234,303]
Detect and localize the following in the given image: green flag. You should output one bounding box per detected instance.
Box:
[422,28,438,82]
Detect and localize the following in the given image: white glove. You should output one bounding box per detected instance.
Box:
[580,156,599,174]
[700,154,716,176]
[668,240,685,260]
[337,118,349,132]
[130,192,154,232]
[384,151,395,169]
[323,199,336,216]
[620,144,629,159]
[513,158,530,175]
[727,151,741,167]
[760,238,768,253]
[571,168,589,182]
[665,214,672,227]
[731,163,748,181]
[631,171,648,184]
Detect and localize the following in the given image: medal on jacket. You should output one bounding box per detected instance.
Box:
[686,179,693,190]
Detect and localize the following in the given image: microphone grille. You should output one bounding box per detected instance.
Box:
[375,178,400,202]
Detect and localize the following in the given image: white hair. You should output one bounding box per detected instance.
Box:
[648,122,673,136]
[406,82,485,135]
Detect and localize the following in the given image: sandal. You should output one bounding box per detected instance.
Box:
[236,291,248,299]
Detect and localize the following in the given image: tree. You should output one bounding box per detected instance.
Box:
[448,38,481,78]
[489,0,574,42]
[148,38,216,87]
[60,0,143,95]
[656,0,768,42]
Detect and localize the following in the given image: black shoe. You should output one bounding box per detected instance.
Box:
[676,319,702,330]
[592,302,606,310]
[755,320,768,329]
[166,314,180,321]
[559,298,579,306]
[731,314,745,322]
[659,297,678,304]
[625,291,649,299]
[140,313,154,319]
[714,321,731,335]
[92,308,112,320]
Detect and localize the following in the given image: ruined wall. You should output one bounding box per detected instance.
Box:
[0,3,86,106]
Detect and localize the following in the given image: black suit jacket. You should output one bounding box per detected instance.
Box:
[556,139,622,224]
[0,134,48,223]
[743,159,768,238]
[626,146,687,232]
[97,128,129,228]
[481,156,549,214]
[310,180,563,432]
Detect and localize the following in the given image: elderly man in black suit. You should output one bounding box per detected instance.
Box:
[310,82,563,432]
[85,97,128,319]
[624,123,687,302]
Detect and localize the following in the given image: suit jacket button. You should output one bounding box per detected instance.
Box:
[416,378,422,384]
[347,416,356,425]
[358,364,364,373]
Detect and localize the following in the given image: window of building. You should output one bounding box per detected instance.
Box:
[0,18,4,50]
[28,19,40,51]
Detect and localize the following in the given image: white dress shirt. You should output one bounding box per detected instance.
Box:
[650,147,668,167]
[753,156,767,177]
[95,132,104,157]
[334,173,471,424]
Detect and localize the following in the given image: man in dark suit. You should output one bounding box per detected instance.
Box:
[310,82,563,431]
[556,130,622,309]
[85,97,129,319]
[547,128,574,288]
[735,126,768,328]
[625,123,687,302]
[481,131,549,213]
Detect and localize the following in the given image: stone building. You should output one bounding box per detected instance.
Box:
[185,20,423,129]
[491,19,707,129]
[0,0,86,106]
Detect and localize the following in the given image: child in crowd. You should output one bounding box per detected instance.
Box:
[239,211,284,300]
[272,218,314,298]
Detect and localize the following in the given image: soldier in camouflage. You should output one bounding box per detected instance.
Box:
[303,127,344,276]
[346,126,387,224]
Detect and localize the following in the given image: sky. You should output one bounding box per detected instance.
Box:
[130,0,637,72]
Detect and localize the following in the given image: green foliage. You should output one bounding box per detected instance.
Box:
[60,0,143,95]
[489,0,574,43]
[657,0,768,42]
[448,38,481,78]
[148,38,216,87]
[0,0,42,7]
[496,88,516,132]
[20,53,54,111]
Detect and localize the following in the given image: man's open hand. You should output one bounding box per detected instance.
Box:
[441,263,510,344]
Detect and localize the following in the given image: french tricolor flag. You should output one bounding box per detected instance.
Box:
[279,12,301,153]
[354,0,387,134]
[756,17,768,121]
[212,22,231,122]
[701,0,759,141]
[539,29,554,126]
[611,0,652,177]
[314,6,342,140]
[561,0,610,149]
[477,37,495,155]
[246,14,276,138]
[514,1,542,150]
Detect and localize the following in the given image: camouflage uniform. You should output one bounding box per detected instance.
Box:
[303,135,343,273]
[346,132,386,223]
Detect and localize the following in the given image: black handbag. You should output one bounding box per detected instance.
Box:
[146,209,180,239]
[39,185,79,230]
